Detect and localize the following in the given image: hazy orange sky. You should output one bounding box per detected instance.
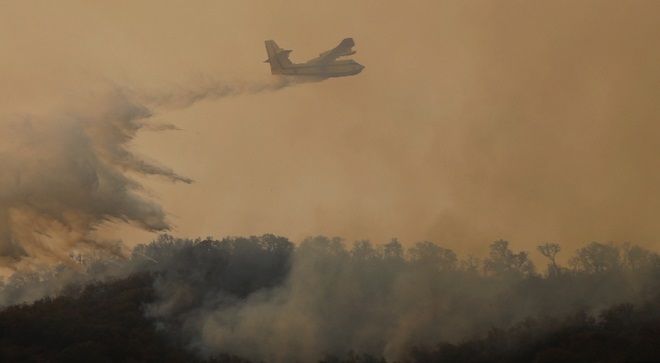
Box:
[1,1,659,258]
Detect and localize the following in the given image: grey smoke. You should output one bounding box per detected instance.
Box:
[0,90,180,266]
[142,236,659,362]
[136,75,323,109]
[0,77,309,268]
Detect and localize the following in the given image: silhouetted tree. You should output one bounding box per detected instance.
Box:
[570,242,620,273]
[351,240,380,261]
[620,243,659,272]
[460,255,481,273]
[484,240,535,277]
[408,241,457,271]
[382,238,404,261]
[537,242,561,276]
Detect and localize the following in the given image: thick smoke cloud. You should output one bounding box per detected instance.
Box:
[0,90,182,266]
[0,77,310,269]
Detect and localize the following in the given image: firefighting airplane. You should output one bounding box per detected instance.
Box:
[264,38,365,78]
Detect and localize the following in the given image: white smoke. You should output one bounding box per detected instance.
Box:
[0,76,314,269]
[134,75,323,109]
[0,89,187,267]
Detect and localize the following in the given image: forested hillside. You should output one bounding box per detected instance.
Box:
[2,235,660,362]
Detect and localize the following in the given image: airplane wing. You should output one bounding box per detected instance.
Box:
[316,38,356,63]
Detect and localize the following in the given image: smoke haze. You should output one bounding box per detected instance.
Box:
[1,2,660,362]
[1,1,659,257]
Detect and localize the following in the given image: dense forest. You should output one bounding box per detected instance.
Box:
[1,235,660,362]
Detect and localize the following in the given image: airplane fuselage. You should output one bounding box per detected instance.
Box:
[274,59,364,78]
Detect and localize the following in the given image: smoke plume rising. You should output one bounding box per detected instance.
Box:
[0,77,312,269]
[0,89,182,266]
[139,236,660,362]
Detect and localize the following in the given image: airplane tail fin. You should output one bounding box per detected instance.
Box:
[264,40,293,74]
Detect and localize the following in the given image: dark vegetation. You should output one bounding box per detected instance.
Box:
[0,273,195,362]
[1,235,660,362]
[406,301,660,363]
